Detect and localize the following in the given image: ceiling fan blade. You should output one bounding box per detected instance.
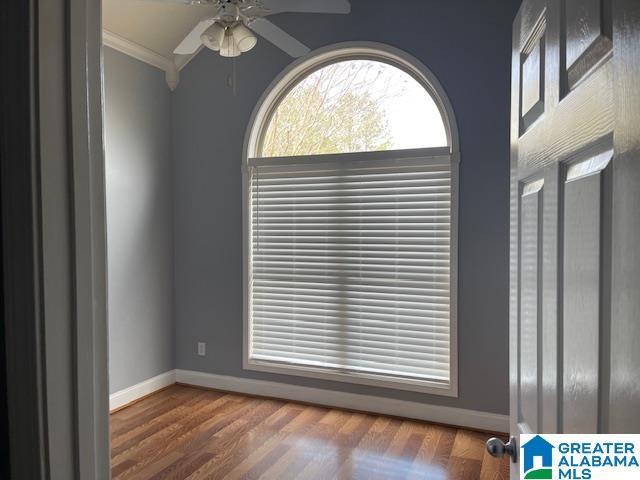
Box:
[261,0,350,15]
[248,18,310,57]
[174,18,216,54]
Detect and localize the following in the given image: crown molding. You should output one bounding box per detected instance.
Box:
[102,29,179,90]
[175,45,203,72]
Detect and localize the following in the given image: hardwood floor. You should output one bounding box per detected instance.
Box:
[110,384,509,479]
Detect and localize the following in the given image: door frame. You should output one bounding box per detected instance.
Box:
[0,0,109,477]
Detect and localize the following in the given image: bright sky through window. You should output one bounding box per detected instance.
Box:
[261,60,447,157]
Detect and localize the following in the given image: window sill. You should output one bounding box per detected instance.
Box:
[243,358,458,397]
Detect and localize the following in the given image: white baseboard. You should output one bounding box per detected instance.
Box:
[110,370,176,411]
[175,369,508,433]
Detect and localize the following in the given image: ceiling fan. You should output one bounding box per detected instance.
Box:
[170,0,351,58]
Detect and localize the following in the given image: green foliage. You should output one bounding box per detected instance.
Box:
[262,62,393,157]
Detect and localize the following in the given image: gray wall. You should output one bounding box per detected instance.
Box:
[104,47,175,394]
[172,0,520,414]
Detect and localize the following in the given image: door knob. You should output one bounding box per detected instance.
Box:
[486,436,518,463]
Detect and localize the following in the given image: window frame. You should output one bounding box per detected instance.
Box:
[242,42,459,397]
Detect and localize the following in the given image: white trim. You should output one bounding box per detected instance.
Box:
[242,42,460,398]
[247,146,452,167]
[244,360,455,397]
[175,370,508,433]
[102,29,173,72]
[242,42,460,161]
[102,29,179,90]
[449,151,460,398]
[175,46,204,72]
[71,0,110,475]
[109,370,176,411]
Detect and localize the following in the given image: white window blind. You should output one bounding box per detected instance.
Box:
[247,148,453,392]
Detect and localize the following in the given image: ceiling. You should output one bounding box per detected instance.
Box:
[103,0,217,59]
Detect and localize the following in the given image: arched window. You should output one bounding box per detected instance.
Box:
[244,43,459,396]
[260,59,448,157]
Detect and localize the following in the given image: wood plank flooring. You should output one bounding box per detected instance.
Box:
[110,384,509,479]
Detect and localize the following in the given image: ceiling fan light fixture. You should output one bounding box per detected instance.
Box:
[219,30,241,57]
[231,23,258,53]
[200,23,226,51]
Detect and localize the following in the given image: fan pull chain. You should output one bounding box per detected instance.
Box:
[225,60,237,96]
[225,36,238,96]
[232,54,237,96]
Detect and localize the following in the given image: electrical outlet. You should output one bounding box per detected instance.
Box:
[197,342,206,356]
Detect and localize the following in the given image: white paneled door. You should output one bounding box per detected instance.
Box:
[486,0,640,476]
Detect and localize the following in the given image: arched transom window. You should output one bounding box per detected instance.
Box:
[261,59,448,157]
[244,44,459,396]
